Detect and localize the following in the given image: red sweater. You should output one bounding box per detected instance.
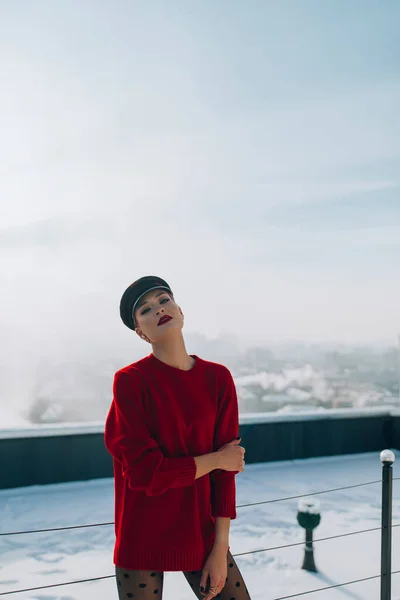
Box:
[104,353,239,572]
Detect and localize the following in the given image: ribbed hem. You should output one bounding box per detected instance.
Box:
[211,475,236,519]
[211,497,237,520]
[147,456,197,495]
[176,456,197,487]
[115,547,211,572]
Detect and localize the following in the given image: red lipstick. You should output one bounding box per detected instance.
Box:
[158,315,172,326]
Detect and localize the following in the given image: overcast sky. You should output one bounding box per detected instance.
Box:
[1,0,399,359]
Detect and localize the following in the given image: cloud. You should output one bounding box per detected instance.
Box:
[0,1,399,346]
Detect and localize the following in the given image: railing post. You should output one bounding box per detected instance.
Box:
[380,449,395,600]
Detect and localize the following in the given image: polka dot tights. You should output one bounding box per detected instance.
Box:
[115,550,252,599]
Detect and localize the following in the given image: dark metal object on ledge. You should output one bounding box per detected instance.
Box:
[297,498,321,572]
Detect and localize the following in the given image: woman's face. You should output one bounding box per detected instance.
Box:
[134,289,184,343]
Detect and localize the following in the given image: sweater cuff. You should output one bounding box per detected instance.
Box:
[211,476,237,519]
[179,456,197,486]
[159,455,197,489]
[145,456,197,496]
[212,498,237,519]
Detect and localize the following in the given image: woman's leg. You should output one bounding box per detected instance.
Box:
[115,566,164,599]
[182,550,251,600]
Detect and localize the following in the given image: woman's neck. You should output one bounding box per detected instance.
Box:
[151,335,194,371]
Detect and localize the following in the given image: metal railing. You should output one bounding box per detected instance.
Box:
[0,450,398,599]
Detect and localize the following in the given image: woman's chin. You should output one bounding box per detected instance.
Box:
[152,322,183,340]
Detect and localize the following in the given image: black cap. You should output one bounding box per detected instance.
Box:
[119,276,173,331]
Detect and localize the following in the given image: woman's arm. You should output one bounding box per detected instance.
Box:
[209,366,239,520]
[105,370,225,495]
[105,370,196,496]
[193,452,223,480]
[213,516,231,550]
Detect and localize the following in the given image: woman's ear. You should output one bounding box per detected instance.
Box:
[135,328,151,344]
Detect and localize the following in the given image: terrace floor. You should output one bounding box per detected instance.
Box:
[0,451,399,600]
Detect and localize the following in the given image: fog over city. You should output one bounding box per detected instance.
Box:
[1,1,399,426]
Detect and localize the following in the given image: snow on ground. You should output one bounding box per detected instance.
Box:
[0,451,399,600]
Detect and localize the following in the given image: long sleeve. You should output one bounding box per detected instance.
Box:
[104,370,196,496]
[209,367,239,519]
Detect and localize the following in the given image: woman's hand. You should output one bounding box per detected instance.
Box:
[200,546,228,599]
[216,437,246,472]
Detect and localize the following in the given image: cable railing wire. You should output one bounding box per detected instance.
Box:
[1,476,399,596]
[1,525,400,596]
[234,522,400,556]
[1,563,400,597]
[0,521,115,536]
[3,522,399,595]
[3,477,399,537]
[272,570,400,599]
[0,576,115,596]
[236,478,400,509]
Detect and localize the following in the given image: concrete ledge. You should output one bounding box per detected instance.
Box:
[0,422,106,440]
[0,406,397,438]
[238,406,397,424]
[0,407,398,490]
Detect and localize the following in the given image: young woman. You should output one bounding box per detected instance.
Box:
[105,276,251,600]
